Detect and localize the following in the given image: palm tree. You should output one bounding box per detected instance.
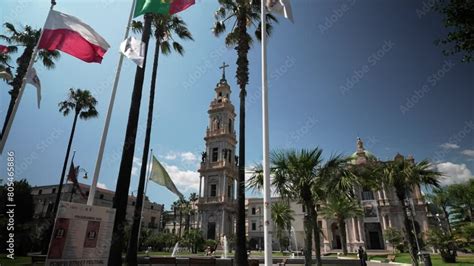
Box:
[212,2,276,264]
[271,201,294,251]
[426,187,452,234]
[126,14,192,265]
[378,154,441,266]
[271,149,323,266]
[0,23,60,138]
[54,89,98,216]
[320,195,363,255]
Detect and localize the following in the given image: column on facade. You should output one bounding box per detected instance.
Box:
[199,176,203,198]
[352,218,358,242]
[222,173,226,202]
[222,208,225,238]
[382,214,387,230]
[357,218,363,242]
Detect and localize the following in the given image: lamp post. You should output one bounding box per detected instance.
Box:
[69,168,88,202]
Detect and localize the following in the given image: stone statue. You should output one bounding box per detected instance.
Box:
[235,155,239,166]
[357,137,364,151]
[201,151,207,162]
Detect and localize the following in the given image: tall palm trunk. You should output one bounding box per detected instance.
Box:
[53,112,79,216]
[173,208,177,234]
[179,210,183,237]
[397,192,419,266]
[1,45,34,139]
[108,14,152,266]
[311,203,322,266]
[234,2,251,265]
[304,201,314,266]
[126,31,161,265]
[338,219,348,255]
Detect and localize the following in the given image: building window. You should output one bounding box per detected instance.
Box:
[99,194,104,200]
[52,188,56,194]
[228,185,232,198]
[252,222,256,231]
[212,148,218,162]
[210,184,217,197]
[228,119,232,132]
[302,205,305,213]
[132,201,135,206]
[38,189,43,195]
[362,190,374,200]
[252,208,256,215]
[151,205,154,210]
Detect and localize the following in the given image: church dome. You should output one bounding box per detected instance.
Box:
[349,150,377,161]
[349,138,377,164]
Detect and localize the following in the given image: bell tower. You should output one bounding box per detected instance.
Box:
[197,63,238,242]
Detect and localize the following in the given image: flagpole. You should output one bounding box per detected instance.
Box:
[261,1,273,265]
[0,2,55,154]
[87,0,136,206]
[137,148,153,249]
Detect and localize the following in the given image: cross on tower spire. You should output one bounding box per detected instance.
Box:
[219,62,229,80]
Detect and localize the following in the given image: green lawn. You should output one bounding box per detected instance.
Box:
[0,256,32,266]
[370,253,474,266]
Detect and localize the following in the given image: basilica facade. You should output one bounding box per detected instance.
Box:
[195,70,430,252]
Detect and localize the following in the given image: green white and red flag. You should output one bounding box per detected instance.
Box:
[134,0,195,18]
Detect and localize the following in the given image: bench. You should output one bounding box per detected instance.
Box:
[188,257,216,265]
[387,254,396,262]
[149,257,177,266]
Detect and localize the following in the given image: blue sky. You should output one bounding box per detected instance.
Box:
[1,0,473,210]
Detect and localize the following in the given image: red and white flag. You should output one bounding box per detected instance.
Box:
[0,45,9,54]
[38,10,110,63]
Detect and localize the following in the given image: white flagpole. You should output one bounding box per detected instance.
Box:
[137,148,153,248]
[261,1,273,265]
[87,0,136,205]
[0,3,55,154]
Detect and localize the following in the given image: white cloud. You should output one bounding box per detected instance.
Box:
[180,152,198,163]
[164,153,177,160]
[435,162,473,185]
[97,182,108,189]
[131,156,142,176]
[440,143,460,150]
[461,149,474,157]
[162,163,199,192]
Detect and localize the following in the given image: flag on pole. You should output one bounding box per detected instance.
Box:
[149,155,183,198]
[67,161,87,199]
[38,10,110,63]
[134,0,195,17]
[26,67,41,109]
[0,45,9,54]
[266,0,293,22]
[120,36,145,68]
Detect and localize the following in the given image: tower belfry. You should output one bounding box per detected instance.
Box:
[197,63,237,241]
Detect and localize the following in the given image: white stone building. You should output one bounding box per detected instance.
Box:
[31,183,164,231]
[195,69,430,253]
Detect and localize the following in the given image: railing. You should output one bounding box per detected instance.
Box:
[206,127,236,138]
[200,159,237,171]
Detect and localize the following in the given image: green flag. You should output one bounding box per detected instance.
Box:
[134,0,195,18]
[149,155,184,198]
